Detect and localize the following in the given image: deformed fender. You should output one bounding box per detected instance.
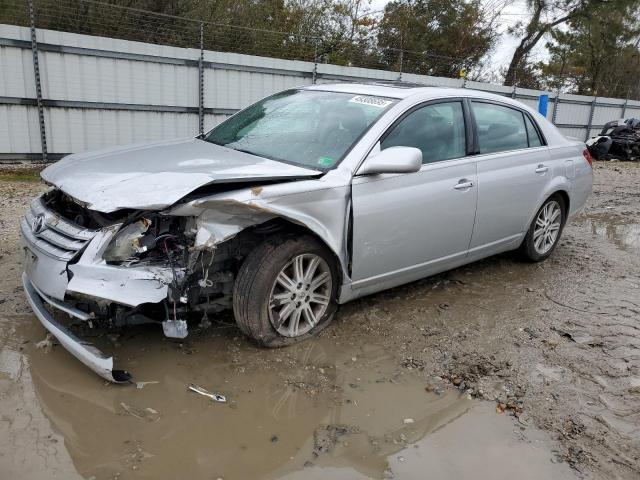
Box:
[169,179,352,279]
[190,201,277,250]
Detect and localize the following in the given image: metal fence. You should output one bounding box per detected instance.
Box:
[1,0,640,162]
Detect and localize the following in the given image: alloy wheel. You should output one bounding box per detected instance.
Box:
[533,200,562,255]
[268,254,332,337]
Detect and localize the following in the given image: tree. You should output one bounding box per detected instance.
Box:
[504,0,633,85]
[0,0,498,73]
[503,61,543,89]
[282,0,379,66]
[376,0,499,77]
[539,0,640,98]
[503,0,588,86]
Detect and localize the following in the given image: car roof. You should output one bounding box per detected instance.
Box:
[303,81,518,104]
[302,81,570,147]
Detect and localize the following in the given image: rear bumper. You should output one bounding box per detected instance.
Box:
[22,272,131,383]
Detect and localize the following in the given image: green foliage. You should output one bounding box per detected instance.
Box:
[1,0,638,93]
[502,0,588,87]
[0,0,497,77]
[376,0,498,77]
[0,169,42,182]
[540,0,640,98]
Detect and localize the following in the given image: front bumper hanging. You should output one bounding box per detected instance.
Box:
[22,273,131,383]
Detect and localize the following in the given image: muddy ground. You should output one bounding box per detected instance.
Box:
[0,162,638,480]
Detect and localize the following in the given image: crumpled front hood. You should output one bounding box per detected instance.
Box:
[41,138,322,213]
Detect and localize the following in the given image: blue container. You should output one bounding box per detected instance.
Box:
[538,94,549,116]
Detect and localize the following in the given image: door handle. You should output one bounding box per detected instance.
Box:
[453,180,474,190]
[535,164,549,173]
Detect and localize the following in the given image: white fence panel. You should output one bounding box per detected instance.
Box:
[627,104,640,119]
[40,51,199,106]
[204,68,306,111]
[44,108,198,153]
[0,45,35,97]
[0,104,41,152]
[0,23,638,161]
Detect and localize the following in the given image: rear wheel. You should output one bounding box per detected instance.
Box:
[233,235,339,347]
[519,195,566,262]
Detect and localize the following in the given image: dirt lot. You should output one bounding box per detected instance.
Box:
[0,162,638,480]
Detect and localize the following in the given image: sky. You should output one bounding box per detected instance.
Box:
[367,0,550,72]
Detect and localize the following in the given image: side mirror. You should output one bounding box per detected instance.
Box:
[357,146,422,176]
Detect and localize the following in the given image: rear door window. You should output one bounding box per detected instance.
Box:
[471,102,529,154]
[381,101,466,164]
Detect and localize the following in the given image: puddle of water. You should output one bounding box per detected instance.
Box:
[0,316,82,480]
[0,312,579,480]
[27,337,468,479]
[576,212,640,251]
[384,401,577,480]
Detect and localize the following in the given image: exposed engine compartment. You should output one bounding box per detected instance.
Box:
[42,187,295,336]
[42,188,136,229]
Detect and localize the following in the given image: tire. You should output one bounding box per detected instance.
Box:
[233,234,339,347]
[519,194,566,262]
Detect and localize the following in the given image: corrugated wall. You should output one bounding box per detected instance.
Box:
[1,23,640,160]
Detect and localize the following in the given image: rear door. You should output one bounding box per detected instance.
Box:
[468,101,551,254]
[350,99,477,291]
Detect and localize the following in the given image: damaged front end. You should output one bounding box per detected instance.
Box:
[20,189,235,382]
[21,179,348,382]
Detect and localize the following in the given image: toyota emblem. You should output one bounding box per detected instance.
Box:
[31,214,46,234]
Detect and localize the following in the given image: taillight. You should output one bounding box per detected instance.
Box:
[582,148,593,167]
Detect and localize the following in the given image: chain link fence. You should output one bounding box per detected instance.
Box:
[1,0,475,74]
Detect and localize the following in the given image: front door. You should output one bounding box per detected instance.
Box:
[350,100,478,293]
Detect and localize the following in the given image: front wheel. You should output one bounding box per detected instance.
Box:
[233,235,339,347]
[519,195,566,262]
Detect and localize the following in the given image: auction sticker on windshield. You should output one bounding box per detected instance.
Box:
[317,156,335,167]
[349,95,393,108]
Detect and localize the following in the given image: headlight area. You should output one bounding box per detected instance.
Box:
[88,215,285,339]
[96,213,241,339]
[95,213,197,337]
[103,214,188,266]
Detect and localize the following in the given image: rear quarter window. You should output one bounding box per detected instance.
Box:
[524,114,543,147]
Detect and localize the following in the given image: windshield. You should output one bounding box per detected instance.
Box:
[203,89,397,170]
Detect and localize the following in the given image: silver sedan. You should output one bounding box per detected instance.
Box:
[21,83,593,381]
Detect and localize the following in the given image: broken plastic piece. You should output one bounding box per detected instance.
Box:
[136,380,159,389]
[35,333,54,353]
[188,383,226,403]
[162,319,188,338]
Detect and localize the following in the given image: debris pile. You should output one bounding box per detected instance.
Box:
[587,118,640,161]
